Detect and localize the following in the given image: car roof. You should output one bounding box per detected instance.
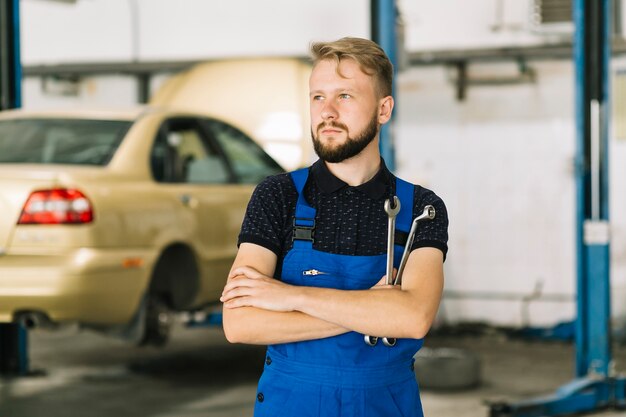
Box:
[0,106,156,122]
[0,106,242,124]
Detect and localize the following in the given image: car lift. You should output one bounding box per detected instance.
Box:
[0,0,28,377]
[489,0,626,415]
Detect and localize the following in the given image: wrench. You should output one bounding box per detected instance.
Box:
[384,196,401,285]
[364,196,400,347]
[364,203,436,347]
[393,205,436,286]
[381,197,400,346]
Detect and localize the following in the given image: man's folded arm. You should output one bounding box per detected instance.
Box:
[222,243,349,345]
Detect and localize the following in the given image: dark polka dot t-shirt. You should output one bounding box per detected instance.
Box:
[238,159,448,276]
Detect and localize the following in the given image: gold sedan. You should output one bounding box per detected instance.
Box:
[0,107,283,345]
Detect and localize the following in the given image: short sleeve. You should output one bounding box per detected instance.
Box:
[411,186,449,261]
[238,173,297,256]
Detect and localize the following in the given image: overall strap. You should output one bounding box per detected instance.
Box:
[395,177,414,234]
[290,168,316,249]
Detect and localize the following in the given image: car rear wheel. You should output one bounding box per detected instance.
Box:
[138,294,172,347]
[137,244,200,346]
[149,244,200,310]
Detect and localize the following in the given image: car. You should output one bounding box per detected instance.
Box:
[0,107,284,345]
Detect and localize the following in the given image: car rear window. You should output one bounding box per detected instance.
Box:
[0,118,131,166]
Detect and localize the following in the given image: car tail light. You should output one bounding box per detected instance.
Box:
[18,189,94,225]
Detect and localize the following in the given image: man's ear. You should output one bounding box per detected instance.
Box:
[378,96,394,125]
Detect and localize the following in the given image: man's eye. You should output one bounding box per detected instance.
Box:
[312,95,324,101]
[339,94,351,99]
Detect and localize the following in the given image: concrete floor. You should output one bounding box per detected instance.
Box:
[1,323,625,417]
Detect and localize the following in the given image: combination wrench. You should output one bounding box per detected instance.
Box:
[364,196,400,347]
[393,205,436,285]
[364,202,436,347]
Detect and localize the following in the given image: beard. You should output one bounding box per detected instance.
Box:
[311,111,379,163]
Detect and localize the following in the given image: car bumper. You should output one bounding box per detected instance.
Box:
[0,247,156,326]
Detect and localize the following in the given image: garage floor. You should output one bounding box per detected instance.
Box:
[1,323,625,417]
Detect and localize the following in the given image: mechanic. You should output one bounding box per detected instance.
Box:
[220,37,448,417]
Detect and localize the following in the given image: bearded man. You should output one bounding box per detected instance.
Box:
[221,37,449,417]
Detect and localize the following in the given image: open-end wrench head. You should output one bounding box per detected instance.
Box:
[384,196,401,216]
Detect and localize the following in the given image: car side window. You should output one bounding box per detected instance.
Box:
[151,119,230,184]
[205,119,283,184]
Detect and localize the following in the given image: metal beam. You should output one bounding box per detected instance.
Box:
[0,0,30,378]
[17,39,626,82]
[408,38,626,66]
[0,0,21,109]
[22,59,205,77]
[574,0,612,379]
[371,0,398,171]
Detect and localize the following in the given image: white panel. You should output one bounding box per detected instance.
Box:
[21,0,369,64]
[21,0,134,63]
[398,0,558,51]
[137,0,369,60]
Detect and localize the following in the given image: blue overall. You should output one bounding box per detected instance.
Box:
[253,168,424,417]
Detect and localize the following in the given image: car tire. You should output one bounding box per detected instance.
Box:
[138,294,172,347]
[149,245,200,310]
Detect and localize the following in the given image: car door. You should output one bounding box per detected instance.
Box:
[150,117,251,304]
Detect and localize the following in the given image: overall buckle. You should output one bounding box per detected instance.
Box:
[292,218,315,242]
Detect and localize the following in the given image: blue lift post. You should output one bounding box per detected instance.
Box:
[0,0,29,377]
[489,0,626,415]
[371,0,398,172]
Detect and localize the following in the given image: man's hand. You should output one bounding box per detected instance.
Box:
[371,268,397,289]
[221,266,298,311]
[222,265,393,310]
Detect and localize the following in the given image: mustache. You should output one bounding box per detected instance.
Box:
[316,121,348,133]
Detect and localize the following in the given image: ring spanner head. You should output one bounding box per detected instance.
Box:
[415,205,436,222]
[393,204,436,286]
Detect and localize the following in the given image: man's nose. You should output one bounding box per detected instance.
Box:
[321,102,338,120]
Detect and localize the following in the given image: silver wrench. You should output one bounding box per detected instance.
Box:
[364,203,436,347]
[393,205,436,286]
[381,197,400,346]
[384,196,401,285]
[364,196,400,347]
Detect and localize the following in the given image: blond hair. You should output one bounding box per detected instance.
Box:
[310,37,393,98]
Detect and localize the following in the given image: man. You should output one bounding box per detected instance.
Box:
[221,37,448,417]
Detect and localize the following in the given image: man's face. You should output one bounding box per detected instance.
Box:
[309,59,382,163]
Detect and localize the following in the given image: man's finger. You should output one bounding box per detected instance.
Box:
[223,297,251,309]
[222,277,258,295]
[229,265,264,279]
[220,286,253,303]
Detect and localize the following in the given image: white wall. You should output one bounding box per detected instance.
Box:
[396,58,626,327]
[21,0,370,64]
[396,62,577,327]
[17,0,626,328]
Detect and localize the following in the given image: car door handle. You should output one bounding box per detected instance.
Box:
[179,194,199,208]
